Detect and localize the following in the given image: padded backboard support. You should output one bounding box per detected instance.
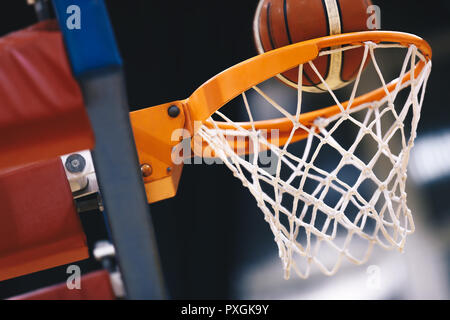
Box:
[0,159,88,281]
[0,20,94,170]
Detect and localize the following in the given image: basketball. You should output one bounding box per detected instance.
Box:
[253,0,373,92]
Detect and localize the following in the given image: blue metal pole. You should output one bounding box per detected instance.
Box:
[52,0,166,299]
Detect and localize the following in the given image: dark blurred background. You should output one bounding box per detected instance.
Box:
[0,0,448,299]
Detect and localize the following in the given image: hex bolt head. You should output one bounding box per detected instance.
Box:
[141,163,153,177]
[65,154,86,173]
[168,105,180,118]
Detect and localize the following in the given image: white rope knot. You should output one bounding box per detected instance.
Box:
[313,117,329,128]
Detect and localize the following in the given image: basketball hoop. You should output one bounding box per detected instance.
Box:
[131,31,432,279]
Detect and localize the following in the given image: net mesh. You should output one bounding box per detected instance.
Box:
[197,41,432,279]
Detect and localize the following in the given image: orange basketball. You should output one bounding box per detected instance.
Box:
[253,0,373,92]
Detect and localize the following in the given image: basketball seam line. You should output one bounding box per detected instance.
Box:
[266,2,276,51]
[321,0,334,83]
[336,0,347,82]
[283,0,293,45]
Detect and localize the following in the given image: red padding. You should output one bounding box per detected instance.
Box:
[9,270,116,300]
[0,158,88,281]
[0,20,94,170]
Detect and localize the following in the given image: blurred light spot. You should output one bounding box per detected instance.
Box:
[409,129,450,185]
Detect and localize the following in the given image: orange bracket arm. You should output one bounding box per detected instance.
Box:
[130,101,187,204]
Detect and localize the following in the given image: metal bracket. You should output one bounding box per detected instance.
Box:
[130,101,186,203]
[93,241,126,299]
[61,150,98,197]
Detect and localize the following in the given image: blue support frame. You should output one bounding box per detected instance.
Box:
[52,0,122,76]
[52,0,165,299]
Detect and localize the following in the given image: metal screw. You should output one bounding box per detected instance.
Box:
[168,105,180,118]
[141,163,153,177]
[65,154,86,173]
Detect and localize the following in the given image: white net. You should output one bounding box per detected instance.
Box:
[197,41,432,279]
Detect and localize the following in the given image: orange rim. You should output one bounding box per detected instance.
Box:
[184,31,432,139]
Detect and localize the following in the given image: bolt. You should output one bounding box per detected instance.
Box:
[168,105,180,118]
[97,194,104,212]
[65,154,86,173]
[141,163,153,177]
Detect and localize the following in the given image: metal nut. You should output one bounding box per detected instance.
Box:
[141,163,153,177]
[65,154,86,173]
[168,105,180,118]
